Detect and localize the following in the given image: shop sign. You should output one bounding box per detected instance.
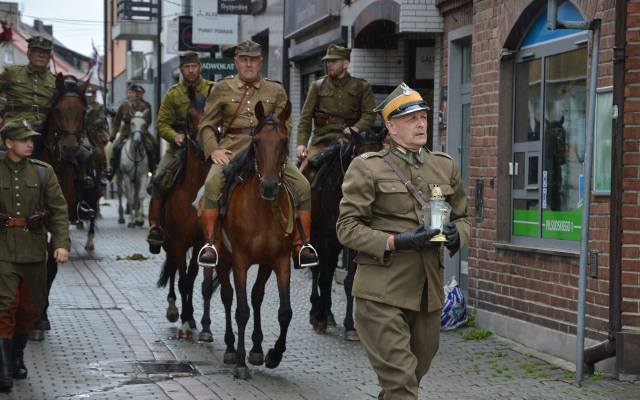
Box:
[218,0,252,14]
[192,0,238,45]
[200,58,237,77]
[178,16,216,52]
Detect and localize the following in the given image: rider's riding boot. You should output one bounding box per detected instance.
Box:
[197,208,219,268]
[0,338,13,391]
[12,333,28,379]
[147,197,164,254]
[293,210,319,269]
[77,200,96,221]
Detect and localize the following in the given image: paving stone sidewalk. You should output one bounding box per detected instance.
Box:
[3,199,639,400]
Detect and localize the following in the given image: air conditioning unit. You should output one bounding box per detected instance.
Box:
[126,51,146,81]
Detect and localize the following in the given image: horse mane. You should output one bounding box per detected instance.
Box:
[42,75,88,136]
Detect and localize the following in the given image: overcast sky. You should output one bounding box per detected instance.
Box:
[20,0,104,57]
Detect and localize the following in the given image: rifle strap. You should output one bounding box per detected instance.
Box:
[382,154,428,208]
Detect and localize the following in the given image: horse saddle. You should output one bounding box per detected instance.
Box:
[308,142,342,170]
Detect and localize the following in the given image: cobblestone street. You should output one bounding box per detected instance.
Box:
[4,199,639,400]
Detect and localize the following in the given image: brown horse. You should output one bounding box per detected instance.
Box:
[156,86,218,340]
[32,73,99,338]
[210,101,294,379]
[305,128,385,338]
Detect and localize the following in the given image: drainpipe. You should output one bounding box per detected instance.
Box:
[547,0,600,385]
[583,0,626,376]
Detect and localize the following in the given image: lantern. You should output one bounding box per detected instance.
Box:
[422,185,452,242]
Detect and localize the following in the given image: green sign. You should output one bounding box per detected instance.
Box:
[200,58,236,77]
[512,207,582,240]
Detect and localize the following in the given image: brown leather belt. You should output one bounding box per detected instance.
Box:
[7,104,50,115]
[5,218,27,227]
[226,127,253,135]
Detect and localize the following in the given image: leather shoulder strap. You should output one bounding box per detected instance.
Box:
[382,154,427,208]
[226,88,249,133]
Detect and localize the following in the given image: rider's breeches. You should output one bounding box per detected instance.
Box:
[204,160,311,211]
[0,261,46,338]
[151,147,179,198]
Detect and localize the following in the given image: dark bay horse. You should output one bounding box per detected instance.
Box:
[156,86,217,340]
[32,74,99,338]
[305,128,385,339]
[210,101,294,379]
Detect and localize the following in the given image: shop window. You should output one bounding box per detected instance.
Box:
[511,1,588,246]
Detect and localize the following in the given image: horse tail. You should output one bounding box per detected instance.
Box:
[157,259,174,288]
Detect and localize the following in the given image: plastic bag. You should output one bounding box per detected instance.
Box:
[440,276,468,331]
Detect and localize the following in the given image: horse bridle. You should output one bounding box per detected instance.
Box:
[51,92,86,141]
[251,119,288,184]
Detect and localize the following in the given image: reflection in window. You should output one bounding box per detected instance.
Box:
[514,59,541,143]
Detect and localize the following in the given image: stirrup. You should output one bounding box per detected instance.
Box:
[197,243,219,268]
[298,243,319,269]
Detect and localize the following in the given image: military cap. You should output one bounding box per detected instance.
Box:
[86,87,97,96]
[180,51,200,65]
[134,85,145,94]
[27,35,53,51]
[374,82,430,121]
[1,120,41,141]
[322,44,351,61]
[235,40,261,57]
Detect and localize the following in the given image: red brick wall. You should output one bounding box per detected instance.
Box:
[622,0,640,328]
[448,0,628,341]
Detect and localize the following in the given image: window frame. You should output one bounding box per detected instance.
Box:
[510,31,589,250]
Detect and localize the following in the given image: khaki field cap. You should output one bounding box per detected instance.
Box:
[180,51,200,65]
[235,40,262,57]
[27,36,53,51]
[322,44,351,61]
[1,120,41,141]
[374,82,430,122]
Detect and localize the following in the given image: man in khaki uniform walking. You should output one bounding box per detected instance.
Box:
[197,40,318,269]
[0,120,69,391]
[146,52,213,253]
[296,44,375,171]
[336,83,470,400]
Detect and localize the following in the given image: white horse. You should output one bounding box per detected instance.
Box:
[117,110,150,228]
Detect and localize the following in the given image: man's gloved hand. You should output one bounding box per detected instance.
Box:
[394,226,441,251]
[443,222,460,256]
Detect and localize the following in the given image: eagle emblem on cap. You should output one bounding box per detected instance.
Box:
[21,119,29,128]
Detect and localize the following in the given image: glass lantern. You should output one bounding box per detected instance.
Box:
[422,185,452,242]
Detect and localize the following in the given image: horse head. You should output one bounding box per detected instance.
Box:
[48,73,89,159]
[130,109,149,145]
[349,126,386,157]
[186,85,208,140]
[252,100,291,201]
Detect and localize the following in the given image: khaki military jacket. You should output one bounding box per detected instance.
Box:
[0,156,69,263]
[297,72,375,148]
[111,99,151,140]
[0,65,56,123]
[157,77,213,146]
[336,145,471,312]
[199,74,291,158]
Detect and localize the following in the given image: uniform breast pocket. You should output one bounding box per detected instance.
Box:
[375,180,415,214]
[258,97,277,113]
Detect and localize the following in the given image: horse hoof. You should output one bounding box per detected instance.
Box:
[233,366,250,379]
[198,331,213,343]
[264,349,282,369]
[344,330,360,342]
[188,320,197,330]
[149,244,161,255]
[127,222,135,228]
[135,220,144,227]
[223,352,236,364]
[248,352,264,366]
[76,221,84,230]
[41,320,51,331]
[118,218,125,224]
[312,321,327,333]
[327,313,337,327]
[166,309,179,323]
[178,323,192,339]
[29,330,44,341]
[85,243,94,252]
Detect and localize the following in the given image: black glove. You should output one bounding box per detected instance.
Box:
[443,222,460,256]
[394,226,441,251]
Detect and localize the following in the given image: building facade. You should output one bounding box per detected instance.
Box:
[438,0,639,375]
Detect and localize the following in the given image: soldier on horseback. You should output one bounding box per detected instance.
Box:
[197,40,319,269]
[296,44,376,172]
[146,52,214,253]
[0,36,95,219]
[84,87,110,180]
[110,83,157,174]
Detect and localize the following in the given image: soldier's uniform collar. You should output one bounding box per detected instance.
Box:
[329,71,351,86]
[2,155,28,170]
[390,143,425,166]
[181,76,203,88]
[235,75,262,90]
[26,65,49,78]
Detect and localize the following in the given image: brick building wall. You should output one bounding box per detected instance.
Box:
[439,0,634,364]
[623,0,640,329]
[400,0,444,32]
